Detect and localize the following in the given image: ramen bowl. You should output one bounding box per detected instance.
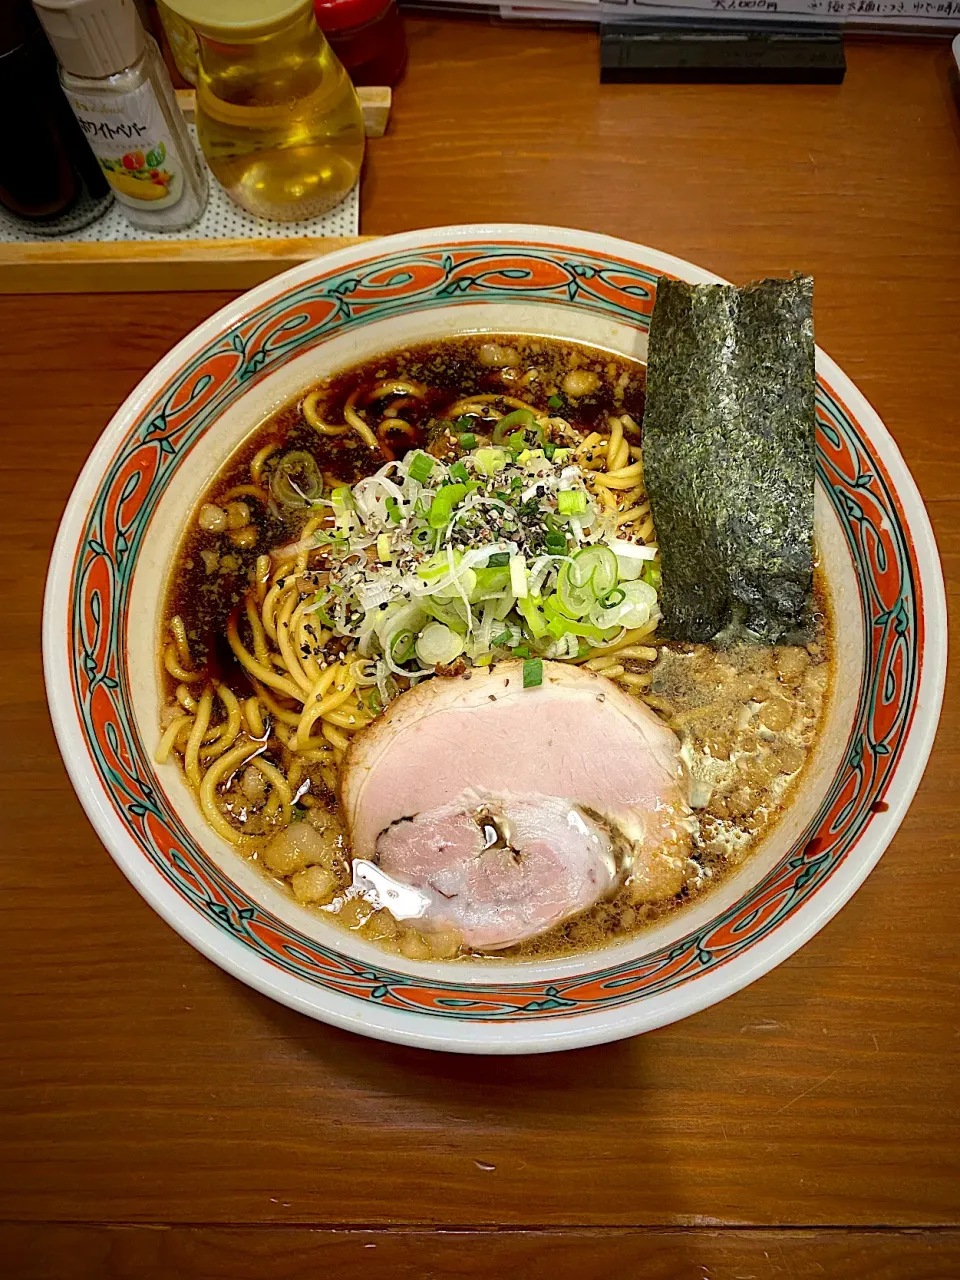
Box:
[43,225,946,1054]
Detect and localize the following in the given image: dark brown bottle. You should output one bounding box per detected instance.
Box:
[0,0,111,234]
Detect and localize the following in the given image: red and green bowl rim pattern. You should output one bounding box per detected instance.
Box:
[67,241,922,1021]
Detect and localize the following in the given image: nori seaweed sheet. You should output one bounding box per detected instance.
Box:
[642,275,815,644]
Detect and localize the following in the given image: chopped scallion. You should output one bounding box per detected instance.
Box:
[547,395,563,410]
[408,452,434,484]
[513,644,531,658]
[450,460,470,483]
[557,490,588,516]
[509,554,528,599]
[487,551,510,567]
[523,657,544,688]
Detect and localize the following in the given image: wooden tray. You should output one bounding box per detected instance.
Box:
[0,88,388,296]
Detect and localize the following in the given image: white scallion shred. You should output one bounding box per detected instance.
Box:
[270,433,659,704]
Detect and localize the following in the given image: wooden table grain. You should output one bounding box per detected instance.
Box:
[1,20,958,1280]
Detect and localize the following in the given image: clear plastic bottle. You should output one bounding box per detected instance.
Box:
[32,0,207,232]
[162,0,364,222]
[156,0,199,85]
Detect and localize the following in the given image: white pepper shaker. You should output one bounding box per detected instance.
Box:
[32,0,207,232]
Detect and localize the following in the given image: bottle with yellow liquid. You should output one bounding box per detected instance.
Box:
[161,0,364,222]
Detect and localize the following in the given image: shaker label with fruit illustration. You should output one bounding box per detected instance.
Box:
[68,83,186,211]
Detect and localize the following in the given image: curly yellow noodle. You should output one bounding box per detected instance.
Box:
[253,757,293,812]
[368,379,426,401]
[156,714,192,764]
[184,684,214,788]
[227,611,303,701]
[169,615,192,667]
[175,683,197,712]
[302,390,350,435]
[201,685,242,759]
[293,668,343,749]
[596,461,643,482]
[343,390,379,450]
[164,643,204,683]
[322,721,349,753]
[635,517,655,541]
[244,696,265,738]
[255,554,271,604]
[291,598,327,684]
[324,707,371,730]
[250,442,280,484]
[606,417,623,468]
[221,483,268,505]
[619,670,653,689]
[199,740,265,845]
[275,591,315,694]
[245,595,272,667]
[616,645,659,661]
[252,680,303,727]
[293,517,324,574]
[444,392,540,419]
[261,577,292,643]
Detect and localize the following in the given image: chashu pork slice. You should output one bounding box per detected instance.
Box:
[340,661,691,949]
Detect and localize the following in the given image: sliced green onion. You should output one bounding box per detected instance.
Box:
[492,630,512,647]
[513,644,531,658]
[472,566,511,597]
[459,432,477,450]
[643,561,662,591]
[547,394,563,410]
[487,551,510,567]
[557,490,587,516]
[492,409,535,444]
[376,533,393,561]
[543,442,556,460]
[509,554,528,599]
[453,416,475,434]
[518,593,548,639]
[449,460,470,483]
[427,482,468,528]
[545,531,567,554]
[507,431,526,453]
[391,630,416,662]
[408,452,434,484]
[523,657,544,688]
[474,447,508,477]
[416,622,464,666]
[384,495,402,524]
[600,587,626,608]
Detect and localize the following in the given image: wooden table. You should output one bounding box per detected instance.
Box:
[2,19,958,1279]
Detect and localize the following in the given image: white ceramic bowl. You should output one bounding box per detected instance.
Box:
[43,225,946,1054]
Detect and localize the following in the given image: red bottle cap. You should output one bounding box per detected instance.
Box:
[314,0,390,32]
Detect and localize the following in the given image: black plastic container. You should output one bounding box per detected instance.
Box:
[0,0,112,234]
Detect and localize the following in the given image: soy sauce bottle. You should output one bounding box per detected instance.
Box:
[0,0,111,235]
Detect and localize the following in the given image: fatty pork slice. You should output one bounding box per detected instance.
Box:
[375,793,618,950]
[341,660,691,949]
